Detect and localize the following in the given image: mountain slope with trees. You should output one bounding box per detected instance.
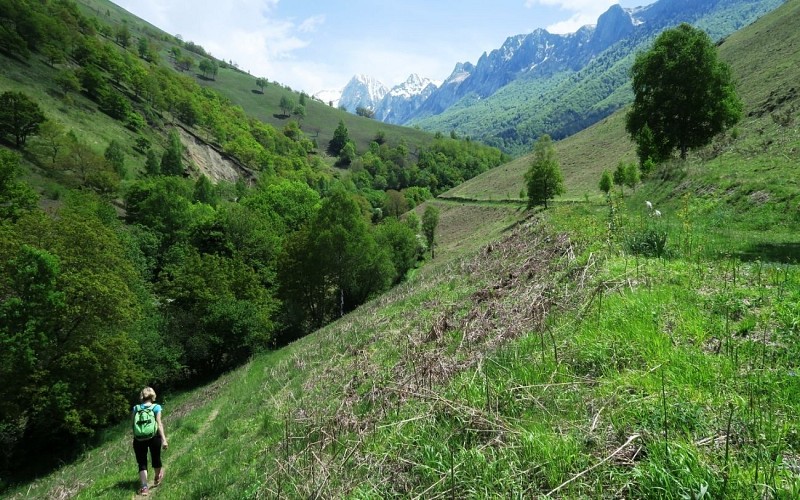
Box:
[0,0,506,480]
[3,0,800,496]
[409,0,782,154]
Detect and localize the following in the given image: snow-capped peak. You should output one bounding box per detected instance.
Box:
[388,74,439,98]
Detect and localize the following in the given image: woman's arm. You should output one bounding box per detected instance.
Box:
[156,411,168,449]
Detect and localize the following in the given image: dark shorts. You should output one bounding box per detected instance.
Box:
[133,435,162,471]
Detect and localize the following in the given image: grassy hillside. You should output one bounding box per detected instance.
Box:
[79,0,436,157]
[6,1,800,498]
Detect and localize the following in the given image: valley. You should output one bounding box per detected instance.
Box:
[1,0,799,497]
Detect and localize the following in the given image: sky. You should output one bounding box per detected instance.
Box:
[111,0,656,96]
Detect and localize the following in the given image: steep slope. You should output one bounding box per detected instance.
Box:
[411,0,783,154]
[7,2,800,498]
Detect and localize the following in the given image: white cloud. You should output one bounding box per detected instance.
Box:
[524,0,619,33]
[114,0,321,90]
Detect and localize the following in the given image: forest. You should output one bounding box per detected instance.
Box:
[0,0,505,478]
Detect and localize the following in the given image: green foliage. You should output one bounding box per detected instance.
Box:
[525,134,564,209]
[626,23,743,161]
[328,119,350,156]
[0,91,46,148]
[104,139,125,177]
[375,217,420,282]
[193,175,217,206]
[422,205,440,259]
[599,170,612,195]
[0,150,38,221]
[160,129,183,176]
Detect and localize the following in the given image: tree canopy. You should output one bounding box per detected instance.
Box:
[0,91,45,148]
[524,134,564,209]
[626,23,742,162]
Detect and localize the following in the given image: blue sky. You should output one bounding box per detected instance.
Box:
[112,0,655,95]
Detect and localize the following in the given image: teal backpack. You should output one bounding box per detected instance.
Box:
[133,404,158,441]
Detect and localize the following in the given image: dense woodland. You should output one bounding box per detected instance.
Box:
[0,0,506,479]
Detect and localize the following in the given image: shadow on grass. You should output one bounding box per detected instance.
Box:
[110,479,140,494]
[736,242,800,263]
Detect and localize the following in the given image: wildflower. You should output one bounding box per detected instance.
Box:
[646,200,653,210]
[654,210,662,217]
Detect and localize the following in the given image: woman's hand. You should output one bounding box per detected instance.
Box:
[162,439,169,449]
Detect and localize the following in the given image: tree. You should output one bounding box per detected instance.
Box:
[0,150,38,221]
[626,23,742,162]
[54,69,81,97]
[199,59,218,80]
[0,91,46,148]
[115,23,131,47]
[524,134,564,209]
[613,162,626,196]
[328,119,350,156]
[255,77,266,93]
[599,170,612,196]
[623,162,640,193]
[422,205,440,259]
[161,129,183,176]
[145,149,160,176]
[279,95,295,117]
[292,103,306,123]
[193,174,218,206]
[104,139,126,178]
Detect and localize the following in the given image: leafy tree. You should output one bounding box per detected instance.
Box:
[115,23,130,47]
[193,174,218,206]
[338,141,356,167]
[328,119,350,156]
[626,23,742,161]
[292,103,306,123]
[144,148,161,176]
[198,58,218,79]
[255,77,266,93]
[298,92,306,106]
[32,119,67,165]
[524,134,564,209]
[623,162,640,193]
[613,161,626,196]
[160,129,183,176]
[375,218,419,283]
[104,139,126,177]
[599,170,612,196]
[0,91,46,148]
[422,205,440,259]
[54,69,81,97]
[279,95,295,117]
[0,150,38,221]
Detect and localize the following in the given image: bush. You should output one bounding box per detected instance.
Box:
[623,224,670,258]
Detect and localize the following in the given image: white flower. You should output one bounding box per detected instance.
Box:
[645,201,653,210]
[654,210,662,217]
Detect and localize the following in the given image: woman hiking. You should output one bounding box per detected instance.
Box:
[132,387,169,496]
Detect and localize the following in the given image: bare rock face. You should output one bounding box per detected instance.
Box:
[178,128,247,183]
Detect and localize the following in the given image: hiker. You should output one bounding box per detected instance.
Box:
[132,387,169,496]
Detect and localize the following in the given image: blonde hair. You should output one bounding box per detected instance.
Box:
[139,387,156,403]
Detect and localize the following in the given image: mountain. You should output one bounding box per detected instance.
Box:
[374,74,439,123]
[312,88,342,108]
[407,0,783,153]
[338,74,389,113]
